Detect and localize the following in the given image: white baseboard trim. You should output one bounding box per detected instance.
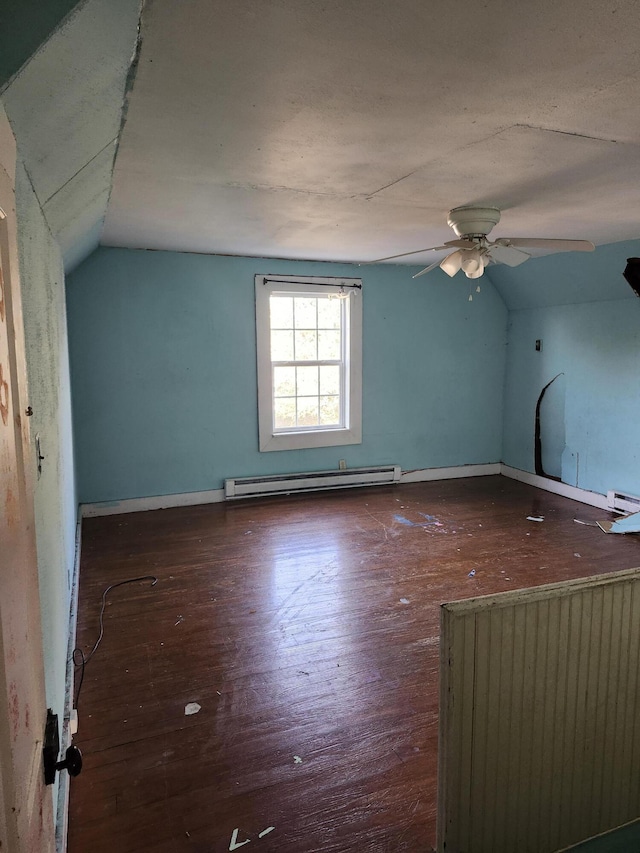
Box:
[83,466,504,516]
[500,465,610,510]
[400,463,501,483]
[82,488,226,517]
[55,511,82,853]
[81,464,611,518]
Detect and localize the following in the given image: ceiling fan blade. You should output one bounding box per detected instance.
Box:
[360,239,476,265]
[440,250,464,277]
[495,238,595,253]
[412,259,444,279]
[489,243,530,267]
[444,239,477,249]
[360,246,451,265]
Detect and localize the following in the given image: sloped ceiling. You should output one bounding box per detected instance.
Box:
[103,0,640,277]
[2,0,142,271]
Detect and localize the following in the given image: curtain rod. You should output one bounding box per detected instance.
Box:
[262,277,362,289]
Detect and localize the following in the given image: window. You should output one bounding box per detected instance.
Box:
[255,275,362,452]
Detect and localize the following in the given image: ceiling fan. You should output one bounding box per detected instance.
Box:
[364,207,595,279]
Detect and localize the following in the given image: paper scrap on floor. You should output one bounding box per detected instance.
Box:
[597,511,640,534]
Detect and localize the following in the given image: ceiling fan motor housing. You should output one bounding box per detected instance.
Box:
[447,206,501,239]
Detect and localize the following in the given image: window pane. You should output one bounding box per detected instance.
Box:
[294,297,317,329]
[319,365,340,396]
[273,366,295,397]
[297,397,319,426]
[319,396,340,425]
[318,297,341,329]
[270,296,293,329]
[271,331,293,361]
[295,329,317,361]
[296,365,319,396]
[274,397,296,428]
[318,329,341,360]
[271,330,294,361]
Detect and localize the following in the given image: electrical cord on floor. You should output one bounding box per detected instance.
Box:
[72,575,158,711]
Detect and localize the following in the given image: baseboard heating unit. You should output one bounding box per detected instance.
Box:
[607,490,640,514]
[225,465,401,500]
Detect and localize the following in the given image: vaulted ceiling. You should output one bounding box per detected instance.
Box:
[1,0,142,270]
[3,0,640,284]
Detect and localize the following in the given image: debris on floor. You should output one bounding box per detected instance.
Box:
[420,513,442,525]
[184,702,201,716]
[468,569,476,577]
[527,516,544,522]
[229,826,275,849]
[258,827,275,838]
[399,597,410,604]
[293,755,303,764]
[394,512,444,528]
[229,828,251,850]
[597,511,640,535]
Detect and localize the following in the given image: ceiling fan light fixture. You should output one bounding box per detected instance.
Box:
[460,247,486,279]
[464,264,484,280]
[440,250,463,277]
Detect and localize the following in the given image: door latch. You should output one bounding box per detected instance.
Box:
[43,709,82,785]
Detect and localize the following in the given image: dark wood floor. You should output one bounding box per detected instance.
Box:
[68,476,640,853]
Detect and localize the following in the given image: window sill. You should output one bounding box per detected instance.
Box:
[259,425,362,452]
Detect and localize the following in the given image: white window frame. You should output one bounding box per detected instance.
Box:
[255,274,362,452]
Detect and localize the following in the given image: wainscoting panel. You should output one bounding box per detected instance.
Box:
[438,568,640,853]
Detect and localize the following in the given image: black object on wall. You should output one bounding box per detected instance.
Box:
[623,258,640,298]
[43,709,82,784]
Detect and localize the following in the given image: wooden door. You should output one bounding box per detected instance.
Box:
[0,112,54,851]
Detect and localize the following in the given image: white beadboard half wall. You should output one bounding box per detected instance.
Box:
[438,568,640,853]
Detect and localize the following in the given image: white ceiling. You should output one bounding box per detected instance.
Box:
[103,0,640,264]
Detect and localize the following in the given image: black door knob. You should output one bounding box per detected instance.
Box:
[55,745,83,778]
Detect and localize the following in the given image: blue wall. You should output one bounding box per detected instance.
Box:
[499,246,640,497]
[488,240,635,311]
[66,248,508,502]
